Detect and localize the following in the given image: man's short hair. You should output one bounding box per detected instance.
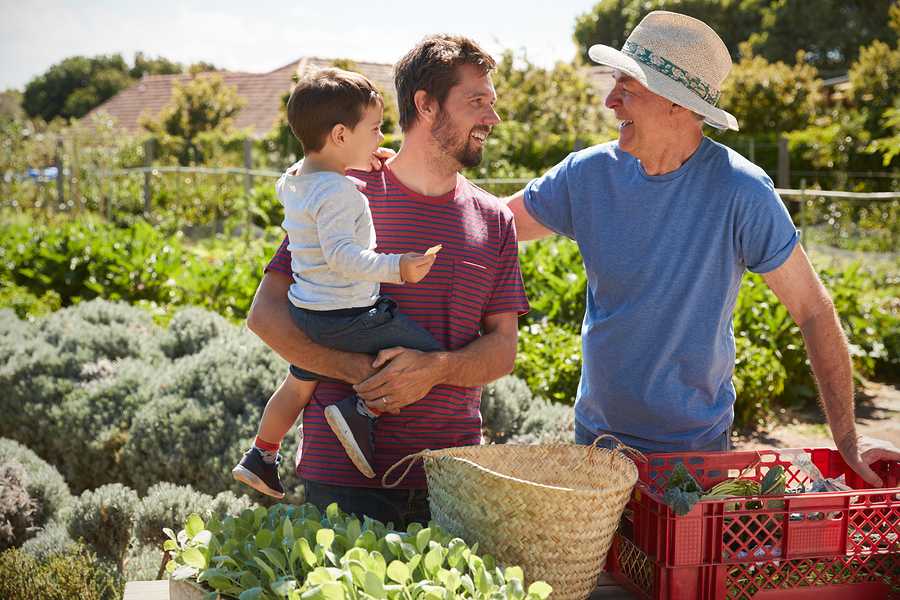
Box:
[394,35,496,132]
[286,68,382,153]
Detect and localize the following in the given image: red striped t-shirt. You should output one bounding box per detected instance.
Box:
[265,165,529,489]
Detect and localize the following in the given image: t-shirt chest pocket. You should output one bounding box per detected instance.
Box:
[449,259,492,335]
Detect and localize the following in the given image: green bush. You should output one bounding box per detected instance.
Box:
[123,395,236,495]
[479,375,574,445]
[124,542,166,582]
[0,214,273,320]
[480,375,536,443]
[163,332,284,415]
[160,305,232,358]
[0,282,61,320]
[514,319,583,404]
[518,237,587,324]
[0,545,123,600]
[134,482,213,547]
[135,482,256,548]
[509,398,573,445]
[0,461,38,550]
[733,336,788,428]
[20,520,77,561]
[68,483,139,571]
[0,438,72,527]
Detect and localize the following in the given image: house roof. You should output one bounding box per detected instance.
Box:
[87,57,397,138]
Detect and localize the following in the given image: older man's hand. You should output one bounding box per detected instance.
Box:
[837,435,900,487]
[353,347,444,414]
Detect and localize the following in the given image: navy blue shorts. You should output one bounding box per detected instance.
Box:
[288,296,441,381]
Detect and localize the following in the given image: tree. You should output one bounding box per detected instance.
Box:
[465,52,616,179]
[22,54,132,121]
[573,0,897,76]
[573,0,765,63]
[129,52,183,78]
[0,90,24,122]
[142,74,246,165]
[717,44,823,135]
[21,53,218,123]
[846,39,900,137]
[747,0,897,77]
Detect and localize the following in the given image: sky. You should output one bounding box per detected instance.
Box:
[0,0,599,90]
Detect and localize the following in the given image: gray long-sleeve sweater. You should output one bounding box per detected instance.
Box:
[278,169,403,311]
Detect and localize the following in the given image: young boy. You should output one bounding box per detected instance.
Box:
[232,68,441,498]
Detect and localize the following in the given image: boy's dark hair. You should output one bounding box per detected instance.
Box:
[394,35,496,132]
[286,67,382,153]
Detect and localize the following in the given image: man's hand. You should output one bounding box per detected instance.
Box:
[353,347,445,414]
[364,147,397,171]
[399,253,437,283]
[836,434,900,488]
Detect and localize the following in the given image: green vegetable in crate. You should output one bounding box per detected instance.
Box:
[662,463,705,516]
[163,502,553,600]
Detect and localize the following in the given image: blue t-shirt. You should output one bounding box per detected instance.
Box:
[524,137,799,451]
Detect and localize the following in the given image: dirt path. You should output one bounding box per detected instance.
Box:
[733,380,900,451]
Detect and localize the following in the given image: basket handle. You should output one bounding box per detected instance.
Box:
[589,434,648,463]
[382,449,431,489]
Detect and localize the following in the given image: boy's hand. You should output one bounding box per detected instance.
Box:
[399,253,436,283]
[364,147,397,172]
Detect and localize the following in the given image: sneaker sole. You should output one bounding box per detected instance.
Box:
[231,465,285,499]
[324,406,376,478]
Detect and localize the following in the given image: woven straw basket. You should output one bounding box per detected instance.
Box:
[384,437,639,600]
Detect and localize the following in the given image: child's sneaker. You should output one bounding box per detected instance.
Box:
[324,395,376,478]
[232,447,285,498]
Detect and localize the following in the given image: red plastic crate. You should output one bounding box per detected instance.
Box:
[607,448,900,599]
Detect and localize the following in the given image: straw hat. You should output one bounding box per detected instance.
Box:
[588,11,739,131]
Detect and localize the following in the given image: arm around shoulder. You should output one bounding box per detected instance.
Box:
[504,189,553,242]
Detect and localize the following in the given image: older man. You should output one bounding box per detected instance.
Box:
[247,35,528,525]
[506,11,899,485]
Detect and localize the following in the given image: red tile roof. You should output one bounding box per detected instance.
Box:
[87,58,397,138]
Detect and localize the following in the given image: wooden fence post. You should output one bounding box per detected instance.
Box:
[243,138,253,196]
[799,178,807,240]
[143,138,155,214]
[777,136,790,190]
[55,138,65,210]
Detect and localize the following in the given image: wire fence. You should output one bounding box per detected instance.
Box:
[4,164,899,253]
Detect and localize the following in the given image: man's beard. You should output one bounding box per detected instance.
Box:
[431,109,487,169]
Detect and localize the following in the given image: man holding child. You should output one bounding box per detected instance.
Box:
[245,35,528,526]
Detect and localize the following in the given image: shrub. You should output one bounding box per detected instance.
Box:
[135,483,257,548]
[163,331,284,415]
[67,483,139,571]
[0,545,123,600]
[206,489,256,518]
[733,335,788,428]
[124,543,166,582]
[509,398,574,445]
[0,284,61,320]
[20,520,77,561]
[518,237,587,324]
[41,299,164,366]
[0,438,72,527]
[46,357,161,492]
[160,306,232,359]
[134,482,214,547]
[122,395,246,495]
[0,461,38,550]
[0,301,164,459]
[480,375,535,443]
[514,319,583,404]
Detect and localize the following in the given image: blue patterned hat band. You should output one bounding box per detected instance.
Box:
[622,41,721,106]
